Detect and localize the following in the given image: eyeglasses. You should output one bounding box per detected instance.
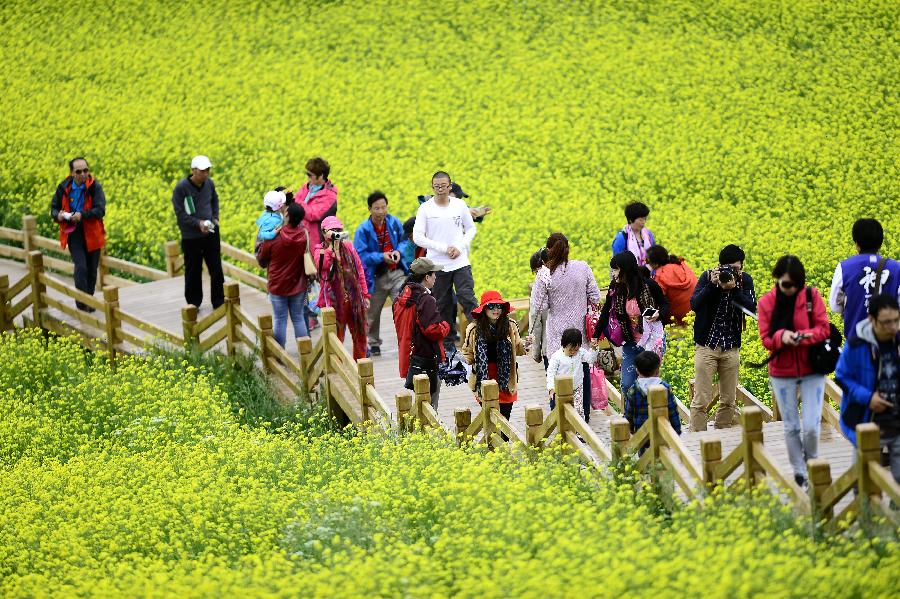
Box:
[306,171,316,177]
[486,303,504,310]
[876,317,900,327]
[432,182,450,190]
[778,279,797,289]
[73,168,90,175]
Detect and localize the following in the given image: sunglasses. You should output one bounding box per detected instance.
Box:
[73,168,90,175]
[778,279,797,289]
[486,303,504,310]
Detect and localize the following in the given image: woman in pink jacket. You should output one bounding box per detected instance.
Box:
[314,216,370,360]
[756,255,831,488]
[298,157,338,249]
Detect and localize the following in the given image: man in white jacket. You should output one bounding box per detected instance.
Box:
[413,171,478,351]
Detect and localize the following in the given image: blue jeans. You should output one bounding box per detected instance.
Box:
[620,342,641,396]
[270,292,309,348]
[770,375,825,478]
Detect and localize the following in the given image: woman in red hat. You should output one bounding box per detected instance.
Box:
[461,290,527,420]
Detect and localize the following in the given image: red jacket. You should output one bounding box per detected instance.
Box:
[395,282,449,377]
[757,286,831,377]
[654,260,697,324]
[257,224,309,296]
[297,181,338,248]
[50,176,106,252]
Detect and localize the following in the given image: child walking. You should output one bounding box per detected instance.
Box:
[623,351,682,435]
[546,328,597,419]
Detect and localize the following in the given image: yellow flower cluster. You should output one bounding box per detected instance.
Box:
[0,330,898,596]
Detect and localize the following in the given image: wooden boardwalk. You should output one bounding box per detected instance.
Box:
[0,256,855,492]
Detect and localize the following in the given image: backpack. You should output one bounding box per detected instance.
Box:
[806,288,843,374]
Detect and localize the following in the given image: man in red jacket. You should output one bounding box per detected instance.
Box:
[50,157,106,312]
[257,202,310,347]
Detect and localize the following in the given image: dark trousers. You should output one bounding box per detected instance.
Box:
[181,232,225,308]
[67,225,101,309]
[544,357,592,423]
[432,265,478,348]
[499,401,514,442]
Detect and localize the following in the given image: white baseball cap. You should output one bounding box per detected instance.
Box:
[263,190,287,211]
[191,155,212,170]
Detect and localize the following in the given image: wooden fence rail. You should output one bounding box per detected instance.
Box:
[2,215,899,531]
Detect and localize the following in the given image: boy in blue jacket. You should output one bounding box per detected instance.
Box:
[353,191,410,356]
[835,293,900,484]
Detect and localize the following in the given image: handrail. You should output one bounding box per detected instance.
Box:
[490,410,528,447]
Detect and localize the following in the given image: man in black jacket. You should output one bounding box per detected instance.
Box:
[689,244,757,431]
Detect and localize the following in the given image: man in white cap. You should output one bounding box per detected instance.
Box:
[171,155,225,308]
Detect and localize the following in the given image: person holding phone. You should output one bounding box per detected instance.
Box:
[353,191,410,357]
[594,251,669,395]
[757,255,831,487]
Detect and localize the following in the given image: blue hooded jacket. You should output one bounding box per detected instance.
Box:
[835,317,900,445]
[353,215,410,292]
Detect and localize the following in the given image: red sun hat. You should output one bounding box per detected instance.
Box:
[471,290,511,315]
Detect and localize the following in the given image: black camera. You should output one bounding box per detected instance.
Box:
[717,265,734,284]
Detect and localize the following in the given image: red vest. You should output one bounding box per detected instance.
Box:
[59,177,106,252]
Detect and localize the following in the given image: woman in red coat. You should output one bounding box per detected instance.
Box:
[757,255,831,488]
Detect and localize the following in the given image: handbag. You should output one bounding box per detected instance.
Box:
[805,288,842,375]
[589,365,609,410]
[595,338,619,376]
[438,348,470,386]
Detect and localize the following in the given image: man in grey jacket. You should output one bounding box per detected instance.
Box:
[171,155,224,308]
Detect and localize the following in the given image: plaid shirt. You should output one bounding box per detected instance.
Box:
[623,380,682,434]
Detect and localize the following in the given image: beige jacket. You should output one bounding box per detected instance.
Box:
[461,319,527,394]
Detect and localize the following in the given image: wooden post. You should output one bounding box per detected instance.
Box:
[610,418,631,460]
[700,439,723,486]
[807,459,833,521]
[357,358,374,422]
[525,406,545,448]
[0,274,10,331]
[98,246,110,288]
[181,305,198,349]
[102,286,120,370]
[481,380,500,449]
[455,409,472,446]
[297,336,313,383]
[258,314,274,373]
[27,251,45,328]
[321,307,338,421]
[164,241,181,277]
[740,407,764,488]
[413,374,432,428]
[223,281,240,357]
[856,423,882,505]
[647,385,669,463]
[22,215,37,254]
[554,375,574,451]
[395,392,412,433]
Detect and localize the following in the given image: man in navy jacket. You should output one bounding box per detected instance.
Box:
[353,191,410,356]
[836,294,900,484]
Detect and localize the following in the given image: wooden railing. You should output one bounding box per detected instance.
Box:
[3,215,899,530]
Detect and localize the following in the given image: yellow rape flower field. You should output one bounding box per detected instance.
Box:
[2,0,900,595]
[1,330,898,597]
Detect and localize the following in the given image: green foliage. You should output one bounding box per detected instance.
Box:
[1,330,898,596]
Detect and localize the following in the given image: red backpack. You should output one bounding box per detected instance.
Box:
[393,284,422,378]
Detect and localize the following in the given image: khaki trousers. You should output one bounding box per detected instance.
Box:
[690,345,740,432]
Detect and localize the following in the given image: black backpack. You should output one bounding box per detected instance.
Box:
[805,288,842,374]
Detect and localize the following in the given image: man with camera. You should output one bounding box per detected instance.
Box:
[836,293,900,484]
[689,244,757,431]
[353,191,410,357]
[171,155,225,309]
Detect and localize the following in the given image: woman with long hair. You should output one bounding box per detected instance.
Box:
[314,215,369,359]
[646,245,697,325]
[594,251,669,394]
[529,233,601,421]
[756,255,830,487]
[462,290,526,421]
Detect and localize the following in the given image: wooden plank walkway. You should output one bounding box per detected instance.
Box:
[0,257,855,497]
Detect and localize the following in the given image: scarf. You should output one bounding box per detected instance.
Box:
[473,323,512,392]
[769,287,797,336]
[324,241,368,334]
[613,280,656,345]
[622,225,652,266]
